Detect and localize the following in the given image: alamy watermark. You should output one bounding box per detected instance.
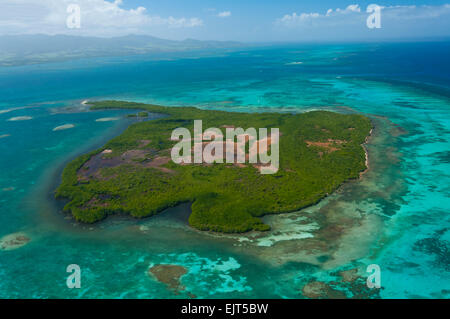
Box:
[171,120,279,174]
[366,264,381,289]
[367,4,382,29]
[66,4,81,29]
[66,264,81,289]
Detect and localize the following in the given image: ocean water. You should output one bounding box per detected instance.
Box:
[0,42,449,298]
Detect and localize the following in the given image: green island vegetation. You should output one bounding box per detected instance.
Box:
[126,111,149,118]
[55,100,372,233]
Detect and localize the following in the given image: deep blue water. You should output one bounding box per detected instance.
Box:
[0,42,449,298]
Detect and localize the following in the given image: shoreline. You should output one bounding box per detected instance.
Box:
[360,127,373,178]
[199,116,398,271]
[30,110,149,233]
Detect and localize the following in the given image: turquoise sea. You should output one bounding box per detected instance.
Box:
[0,42,449,298]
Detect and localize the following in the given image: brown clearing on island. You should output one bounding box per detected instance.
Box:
[306,139,347,154]
[175,131,281,173]
[78,148,175,181]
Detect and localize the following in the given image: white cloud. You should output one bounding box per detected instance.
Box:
[275,3,450,28]
[218,11,231,18]
[342,4,361,13]
[0,0,203,36]
[278,12,319,25]
[320,5,361,18]
[381,4,450,20]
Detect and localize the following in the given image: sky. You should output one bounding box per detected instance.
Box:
[0,0,449,42]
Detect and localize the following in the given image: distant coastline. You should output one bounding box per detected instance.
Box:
[0,34,246,67]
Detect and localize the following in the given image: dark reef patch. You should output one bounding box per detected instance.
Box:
[148,264,188,293]
[413,228,450,271]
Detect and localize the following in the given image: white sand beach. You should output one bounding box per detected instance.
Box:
[52,124,75,131]
[95,117,120,122]
[7,116,32,121]
[0,232,30,251]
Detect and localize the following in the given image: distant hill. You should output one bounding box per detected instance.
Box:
[0,34,244,66]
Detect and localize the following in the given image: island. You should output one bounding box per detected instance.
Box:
[55,101,372,233]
